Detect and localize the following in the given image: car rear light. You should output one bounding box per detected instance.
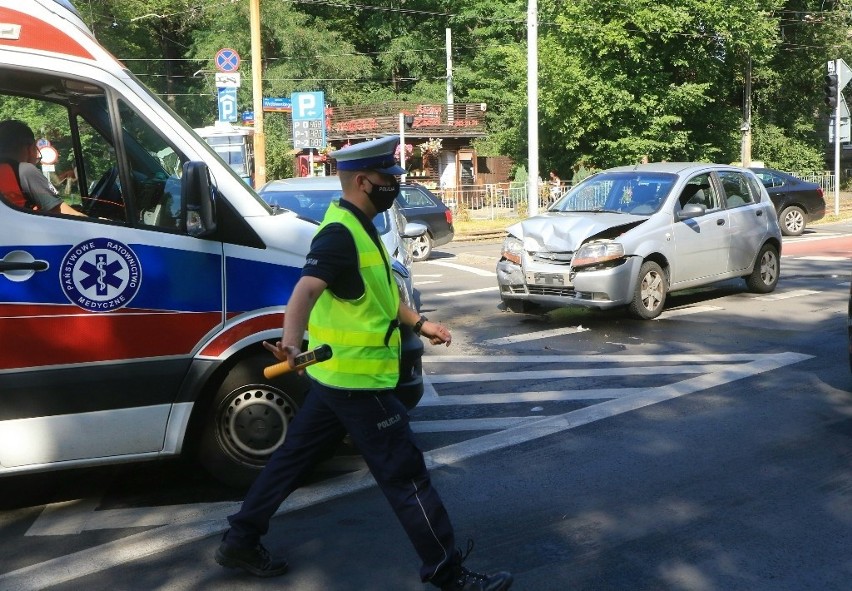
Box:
[444,209,453,224]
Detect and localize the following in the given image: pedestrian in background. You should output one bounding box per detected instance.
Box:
[214,135,513,591]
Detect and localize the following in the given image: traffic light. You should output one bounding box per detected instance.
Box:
[825,73,839,108]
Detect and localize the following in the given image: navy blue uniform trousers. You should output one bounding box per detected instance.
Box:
[224,379,458,584]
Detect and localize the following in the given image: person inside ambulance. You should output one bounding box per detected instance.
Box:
[0,119,85,216]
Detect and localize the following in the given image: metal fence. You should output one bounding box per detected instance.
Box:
[437,171,839,221]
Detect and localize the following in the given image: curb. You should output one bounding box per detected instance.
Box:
[454,231,506,242]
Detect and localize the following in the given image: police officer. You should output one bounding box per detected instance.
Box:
[214,136,513,591]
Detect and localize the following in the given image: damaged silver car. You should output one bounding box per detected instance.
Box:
[497,163,782,319]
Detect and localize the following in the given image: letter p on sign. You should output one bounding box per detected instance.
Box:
[292,91,324,120]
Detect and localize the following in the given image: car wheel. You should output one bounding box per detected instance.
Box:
[779,205,806,236]
[745,243,779,293]
[410,233,433,262]
[628,261,667,320]
[198,354,308,488]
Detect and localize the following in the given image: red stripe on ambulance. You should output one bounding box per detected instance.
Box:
[0,305,220,370]
[199,312,285,358]
[0,8,94,59]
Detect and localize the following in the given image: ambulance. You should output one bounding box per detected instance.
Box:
[0,0,423,486]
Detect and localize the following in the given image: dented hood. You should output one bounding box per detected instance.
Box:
[506,212,645,252]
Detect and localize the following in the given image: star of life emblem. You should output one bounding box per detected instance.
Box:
[60,238,142,312]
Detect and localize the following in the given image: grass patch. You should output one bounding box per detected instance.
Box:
[454,218,512,234]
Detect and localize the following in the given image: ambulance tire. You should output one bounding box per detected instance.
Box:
[198,354,309,488]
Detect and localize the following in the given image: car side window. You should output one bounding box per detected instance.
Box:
[399,187,432,208]
[678,173,719,210]
[718,171,755,208]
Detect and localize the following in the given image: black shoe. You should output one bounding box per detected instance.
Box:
[215,541,289,578]
[440,540,513,591]
[441,565,513,591]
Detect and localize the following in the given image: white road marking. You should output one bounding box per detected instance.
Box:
[755,289,820,301]
[414,274,443,277]
[659,305,723,318]
[415,280,442,285]
[426,363,738,383]
[483,325,590,345]
[792,256,848,262]
[417,388,647,407]
[411,417,542,432]
[1,352,812,591]
[421,260,496,277]
[435,286,499,297]
[422,354,762,363]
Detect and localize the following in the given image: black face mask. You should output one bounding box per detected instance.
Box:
[364,177,400,212]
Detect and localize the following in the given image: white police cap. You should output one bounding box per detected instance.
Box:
[333,136,406,175]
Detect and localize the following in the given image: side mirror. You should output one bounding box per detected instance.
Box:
[402,221,428,238]
[181,161,217,237]
[677,203,706,221]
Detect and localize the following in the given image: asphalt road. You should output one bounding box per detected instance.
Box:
[1,225,851,591]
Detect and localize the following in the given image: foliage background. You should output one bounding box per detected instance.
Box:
[72,1,852,176]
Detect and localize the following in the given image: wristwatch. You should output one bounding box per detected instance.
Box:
[413,315,428,335]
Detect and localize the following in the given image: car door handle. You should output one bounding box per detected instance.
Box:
[0,261,48,272]
[716,218,725,226]
[755,210,763,216]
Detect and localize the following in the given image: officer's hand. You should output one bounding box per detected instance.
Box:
[421,321,452,347]
[263,340,303,369]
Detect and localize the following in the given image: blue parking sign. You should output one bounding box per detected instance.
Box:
[218,87,238,122]
[291,92,325,120]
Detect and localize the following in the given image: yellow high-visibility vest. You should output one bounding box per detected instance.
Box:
[307,202,400,389]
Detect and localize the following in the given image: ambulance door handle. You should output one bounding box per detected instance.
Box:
[0,261,48,272]
[0,251,49,280]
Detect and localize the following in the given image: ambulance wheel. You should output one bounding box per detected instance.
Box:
[199,354,309,488]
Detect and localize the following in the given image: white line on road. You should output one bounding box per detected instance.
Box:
[659,305,723,318]
[422,353,764,363]
[435,286,499,297]
[416,387,647,406]
[482,325,590,345]
[755,289,821,301]
[0,352,812,591]
[421,260,496,277]
[426,363,739,383]
[791,256,849,262]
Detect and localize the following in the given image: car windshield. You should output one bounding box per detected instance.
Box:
[551,172,677,215]
[260,188,390,234]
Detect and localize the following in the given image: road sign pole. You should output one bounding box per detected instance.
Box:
[250,0,266,187]
[836,59,841,216]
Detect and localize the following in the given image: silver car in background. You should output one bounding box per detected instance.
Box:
[497,163,782,319]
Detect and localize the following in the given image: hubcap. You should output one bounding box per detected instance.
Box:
[784,211,804,233]
[641,270,664,311]
[760,251,778,285]
[222,388,296,457]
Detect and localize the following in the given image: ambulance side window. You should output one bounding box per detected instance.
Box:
[115,99,188,231]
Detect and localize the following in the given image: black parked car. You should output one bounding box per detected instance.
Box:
[397,183,455,261]
[750,168,826,236]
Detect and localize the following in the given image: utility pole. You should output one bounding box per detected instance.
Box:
[740,55,752,167]
[446,28,454,124]
[250,0,266,187]
[527,0,539,216]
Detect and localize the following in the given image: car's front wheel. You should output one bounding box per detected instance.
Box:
[410,233,433,262]
[779,205,806,236]
[745,243,779,293]
[628,261,667,319]
[198,354,308,488]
